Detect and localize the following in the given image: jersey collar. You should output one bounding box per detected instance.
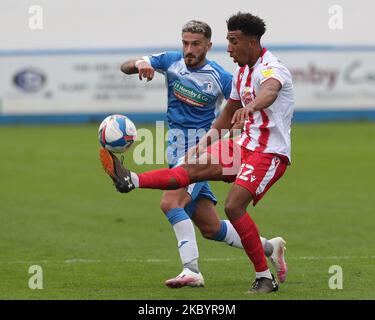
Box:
[249,47,267,70]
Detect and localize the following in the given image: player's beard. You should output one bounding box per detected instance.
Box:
[184,51,206,68]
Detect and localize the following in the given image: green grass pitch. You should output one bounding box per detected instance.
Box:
[0,121,374,299]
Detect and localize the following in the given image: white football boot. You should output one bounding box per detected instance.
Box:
[165,268,205,288]
[268,237,288,283]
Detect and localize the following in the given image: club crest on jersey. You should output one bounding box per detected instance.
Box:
[202,81,213,94]
[242,87,255,105]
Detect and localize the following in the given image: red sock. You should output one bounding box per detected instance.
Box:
[138,166,190,189]
[231,212,268,272]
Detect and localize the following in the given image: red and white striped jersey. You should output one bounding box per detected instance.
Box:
[230,48,294,163]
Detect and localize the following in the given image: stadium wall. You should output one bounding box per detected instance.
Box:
[1,45,375,124]
[1,0,374,124]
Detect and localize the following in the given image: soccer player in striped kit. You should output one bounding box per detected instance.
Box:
[101,14,292,293]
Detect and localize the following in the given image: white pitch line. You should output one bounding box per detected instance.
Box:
[1,256,375,265]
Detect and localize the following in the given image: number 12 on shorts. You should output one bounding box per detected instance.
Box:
[237,164,255,181]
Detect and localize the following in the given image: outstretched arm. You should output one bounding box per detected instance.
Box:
[120,59,155,81]
[121,59,139,74]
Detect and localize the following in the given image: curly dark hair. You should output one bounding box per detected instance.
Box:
[227,12,266,39]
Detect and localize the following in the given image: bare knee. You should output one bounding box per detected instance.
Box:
[160,198,179,214]
[224,185,253,220]
[160,191,190,214]
[224,198,245,220]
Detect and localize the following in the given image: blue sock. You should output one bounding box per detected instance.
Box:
[213,220,228,241]
[166,208,190,226]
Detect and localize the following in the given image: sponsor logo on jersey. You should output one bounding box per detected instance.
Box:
[173,81,212,107]
[261,68,275,78]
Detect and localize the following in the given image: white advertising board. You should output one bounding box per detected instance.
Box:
[0,47,374,116]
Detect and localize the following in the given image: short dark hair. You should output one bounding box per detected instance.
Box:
[227,12,266,40]
[182,20,212,40]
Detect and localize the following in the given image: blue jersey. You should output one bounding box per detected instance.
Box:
[144,51,232,164]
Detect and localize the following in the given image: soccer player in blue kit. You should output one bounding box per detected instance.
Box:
[120,20,287,288]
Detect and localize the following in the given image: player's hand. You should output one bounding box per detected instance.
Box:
[231,120,245,131]
[136,61,155,81]
[231,105,255,124]
[228,120,244,138]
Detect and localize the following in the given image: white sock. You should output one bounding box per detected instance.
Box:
[222,221,273,256]
[173,219,199,272]
[223,220,243,248]
[130,172,139,187]
[256,269,272,279]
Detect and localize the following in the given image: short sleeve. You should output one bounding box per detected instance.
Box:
[143,51,181,72]
[257,63,290,87]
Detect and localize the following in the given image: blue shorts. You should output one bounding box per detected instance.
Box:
[169,160,217,218]
[184,181,217,218]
